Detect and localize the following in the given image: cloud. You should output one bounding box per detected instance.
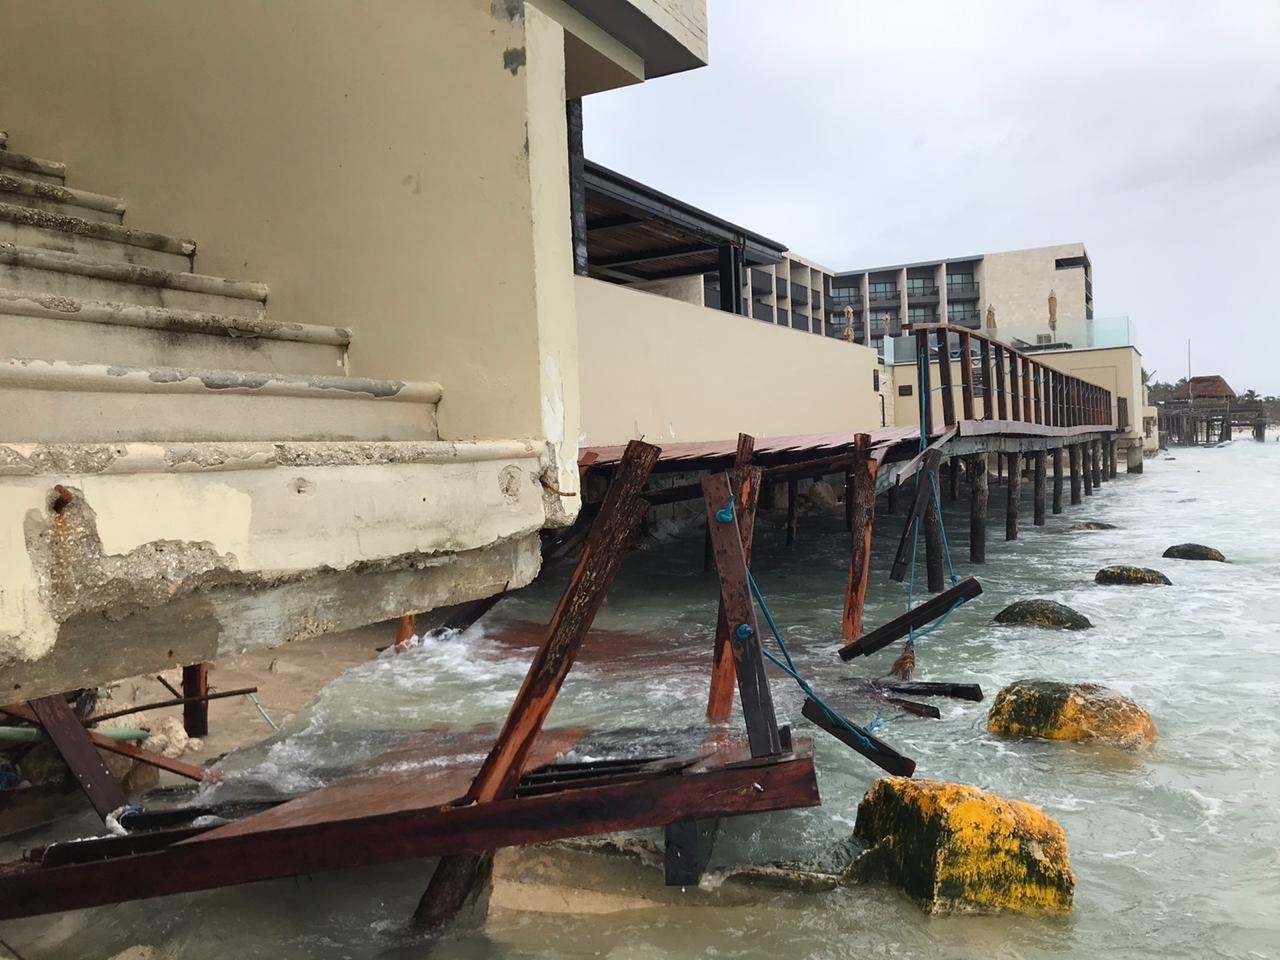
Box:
[584,0,1280,392]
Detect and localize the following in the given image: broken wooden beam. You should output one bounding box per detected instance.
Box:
[801,698,915,777]
[25,696,126,821]
[708,441,760,723]
[841,434,877,642]
[876,680,984,702]
[837,577,983,661]
[889,448,943,582]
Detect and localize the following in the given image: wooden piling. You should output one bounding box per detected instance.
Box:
[786,479,799,546]
[708,457,760,722]
[1109,439,1118,479]
[1005,453,1020,540]
[948,455,960,502]
[887,483,899,515]
[181,663,209,738]
[844,469,854,532]
[1052,448,1064,514]
[841,435,878,642]
[1082,442,1093,496]
[393,614,416,654]
[1033,451,1046,526]
[924,485,944,593]
[969,453,987,563]
[1091,439,1103,489]
[1069,443,1083,504]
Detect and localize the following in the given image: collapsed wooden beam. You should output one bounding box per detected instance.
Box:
[889,448,944,582]
[25,696,126,821]
[876,680,984,702]
[0,750,820,921]
[801,699,914,777]
[414,438,660,930]
[837,577,983,661]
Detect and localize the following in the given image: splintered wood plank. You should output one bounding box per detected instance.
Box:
[702,471,782,759]
[708,459,760,722]
[838,577,983,661]
[842,434,878,641]
[415,438,659,930]
[0,751,820,921]
[25,696,126,820]
[801,698,915,777]
[889,448,943,582]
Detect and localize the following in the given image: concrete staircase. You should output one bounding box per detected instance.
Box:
[0,128,441,442]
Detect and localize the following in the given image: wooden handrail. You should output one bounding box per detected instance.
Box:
[908,324,1113,430]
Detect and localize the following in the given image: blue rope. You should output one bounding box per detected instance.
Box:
[745,569,879,754]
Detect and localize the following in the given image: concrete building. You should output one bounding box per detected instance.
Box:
[0,0,714,700]
[830,243,1095,354]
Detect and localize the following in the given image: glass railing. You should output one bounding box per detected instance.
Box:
[1086,315,1137,348]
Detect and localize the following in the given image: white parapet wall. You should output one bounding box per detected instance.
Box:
[575,276,882,446]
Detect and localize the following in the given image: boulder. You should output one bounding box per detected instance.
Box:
[1095,565,1170,586]
[1162,543,1226,562]
[1071,521,1117,531]
[987,679,1156,746]
[803,479,841,514]
[994,600,1092,631]
[853,777,1074,915]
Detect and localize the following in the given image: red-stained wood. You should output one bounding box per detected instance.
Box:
[708,439,759,722]
[181,662,208,736]
[393,614,416,653]
[2,704,214,783]
[25,696,126,820]
[702,472,782,758]
[841,434,877,641]
[414,439,659,930]
[0,749,820,921]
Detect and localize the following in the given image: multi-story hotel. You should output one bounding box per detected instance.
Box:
[828,243,1095,353]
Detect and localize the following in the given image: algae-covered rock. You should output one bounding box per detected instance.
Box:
[1071,521,1117,531]
[987,679,1156,746]
[853,777,1074,915]
[994,599,1092,631]
[1095,565,1170,586]
[1162,543,1226,562]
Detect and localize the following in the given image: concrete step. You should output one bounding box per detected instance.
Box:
[0,144,67,185]
[0,242,267,319]
[0,289,349,376]
[0,172,126,223]
[0,201,193,271]
[0,357,440,443]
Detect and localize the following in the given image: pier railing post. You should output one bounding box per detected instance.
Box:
[969,453,987,563]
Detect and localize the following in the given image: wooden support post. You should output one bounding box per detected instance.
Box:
[980,338,994,420]
[1022,358,1033,422]
[786,479,799,546]
[1091,440,1103,488]
[708,446,760,722]
[960,332,975,420]
[1033,451,1046,526]
[1082,442,1094,496]
[393,614,417,654]
[1069,444,1083,504]
[994,344,1008,420]
[665,819,719,887]
[413,439,659,932]
[890,450,944,582]
[886,483,899,515]
[702,520,713,573]
[924,492,944,593]
[844,469,854,532]
[1052,448,1064,514]
[841,435,878,642]
[27,695,127,821]
[1109,440,1118,479]
[948,455,960,502]
[1008,350,1021,421]
[969,454,987,563]
[181,663,209,738]
[918,330,934,436]
[702,473,783,758]
[1005,453,1020,540]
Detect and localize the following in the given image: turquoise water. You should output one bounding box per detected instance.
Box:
[7,441,1280,959]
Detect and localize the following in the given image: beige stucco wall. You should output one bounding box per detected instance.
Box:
[0,0,584,500]
[1039,345,1145,441]
[576,277,880,445]
[981,243,1089,348]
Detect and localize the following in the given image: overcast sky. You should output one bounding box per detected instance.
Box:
[584,0,1280,393]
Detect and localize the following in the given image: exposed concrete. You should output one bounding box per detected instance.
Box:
[0,173,126,223]
[0,147,66,184]
[0,358,440,443]
[0,201,192,259]
[0,242,268,319]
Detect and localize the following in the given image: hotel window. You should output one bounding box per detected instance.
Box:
[946,273,973,289]
[907,306,932,325]
[906,277,934,296]
[869,281,897,300]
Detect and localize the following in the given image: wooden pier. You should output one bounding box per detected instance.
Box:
[1158,398,1267,445]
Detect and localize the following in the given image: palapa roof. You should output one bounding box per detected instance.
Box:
[1176,375,1235,400]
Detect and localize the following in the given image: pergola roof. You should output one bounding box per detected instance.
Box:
[584,161,787,284]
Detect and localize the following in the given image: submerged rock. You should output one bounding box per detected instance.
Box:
[1071,521,1117,531]
[1162,543,1226,562]
[994,600,1092,631]
[802,479,841,514]
[987,679,1156,746]
[853,777,1074,915]
[1095,565,1171,586]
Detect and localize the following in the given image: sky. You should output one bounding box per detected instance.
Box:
[584,0,1280,394]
